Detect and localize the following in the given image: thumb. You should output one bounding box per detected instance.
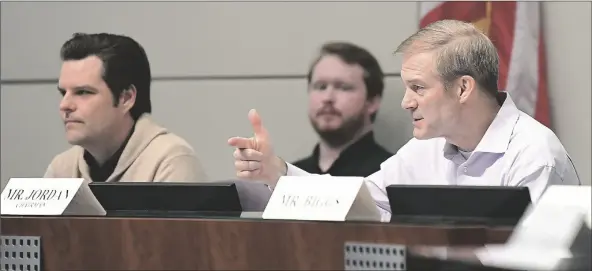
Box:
[248,109,269,142]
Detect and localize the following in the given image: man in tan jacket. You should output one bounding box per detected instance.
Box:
[44,33,208,183]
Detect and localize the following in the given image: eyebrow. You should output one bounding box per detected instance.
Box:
[404,78,426,85]
[311,78,355,85]
[57,85,99,92]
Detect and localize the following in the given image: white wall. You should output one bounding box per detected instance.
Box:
[1,2,590,186]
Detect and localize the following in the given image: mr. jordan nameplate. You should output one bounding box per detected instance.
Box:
[1,178,83,215]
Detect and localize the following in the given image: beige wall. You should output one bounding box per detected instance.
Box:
[1,2,590,186]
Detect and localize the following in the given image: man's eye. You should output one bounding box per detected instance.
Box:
[411,85,423,91]
[76,90,92,95]
[334,82,353,91]
[313,83,328,90]
[339,85,354,91]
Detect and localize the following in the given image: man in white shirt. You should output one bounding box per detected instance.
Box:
[227,19,581,214]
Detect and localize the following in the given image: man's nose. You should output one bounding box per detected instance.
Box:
[401,89,418,110]
[59,94,75,112]
[320,86,337,102]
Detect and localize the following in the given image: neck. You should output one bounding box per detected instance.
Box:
[86,117,135,166]
[447,97,500,152]
[318,125,372,171]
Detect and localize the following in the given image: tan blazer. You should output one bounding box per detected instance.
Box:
[44,113,209,183]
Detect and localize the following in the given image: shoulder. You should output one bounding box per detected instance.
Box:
[49,146,83,165]
[143,131,197,160]
[292,157,308,167]
[291,154,316,173]
[371,143,394,160]
[45,146,84,177]
[359,145,393,175]
[138,131,210,182]
[504,113,580,184]
[133,114,197,160]
[509,113,569,167]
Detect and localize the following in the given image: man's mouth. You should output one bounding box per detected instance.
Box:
[318,111,341,117]
[64,120,83,124]
[413,118,424,122]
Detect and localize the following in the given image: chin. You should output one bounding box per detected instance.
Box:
[315,120,340,130]
[318,125,342,133]
[65,134,86,146]
[66,139,82,146]
[413,130,434,140]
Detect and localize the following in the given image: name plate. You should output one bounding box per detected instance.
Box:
[474,185,591,271]
[1,178,102,216]
[262,176,381,222]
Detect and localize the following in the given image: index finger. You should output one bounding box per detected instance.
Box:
[248,109,269,141]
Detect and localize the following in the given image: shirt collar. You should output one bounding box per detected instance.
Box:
[83,121,136,181]
[313,131,376,158]
[77,113,168,182]
[444,92,521,156]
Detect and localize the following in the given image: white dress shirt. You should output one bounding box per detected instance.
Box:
[286,93,581,216]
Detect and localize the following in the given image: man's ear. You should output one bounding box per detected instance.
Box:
[119,85,137,113]
[366,95,381,116]
[457,75,476,104]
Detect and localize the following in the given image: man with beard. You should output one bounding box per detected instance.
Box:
[227,20,580,216]
[291,42,393,177]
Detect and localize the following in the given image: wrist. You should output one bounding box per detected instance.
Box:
[275,156,288,176]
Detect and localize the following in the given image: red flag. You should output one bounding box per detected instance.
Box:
[419,1,551,128]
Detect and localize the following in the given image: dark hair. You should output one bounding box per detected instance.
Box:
[307,41,385,121]
[60,33,152,120]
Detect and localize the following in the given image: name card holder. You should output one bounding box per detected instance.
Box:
[394,186,592,271]
[1,178,105,216]
[473,185,591,271]
[262,176,381,222]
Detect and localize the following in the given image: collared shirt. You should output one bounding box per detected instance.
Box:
[287,93,581,216]
[292,131,393,177]
[83,124,136,182]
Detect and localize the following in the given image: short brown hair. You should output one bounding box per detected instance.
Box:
[395,20,499,98]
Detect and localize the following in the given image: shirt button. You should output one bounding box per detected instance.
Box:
[463,167,468,173]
